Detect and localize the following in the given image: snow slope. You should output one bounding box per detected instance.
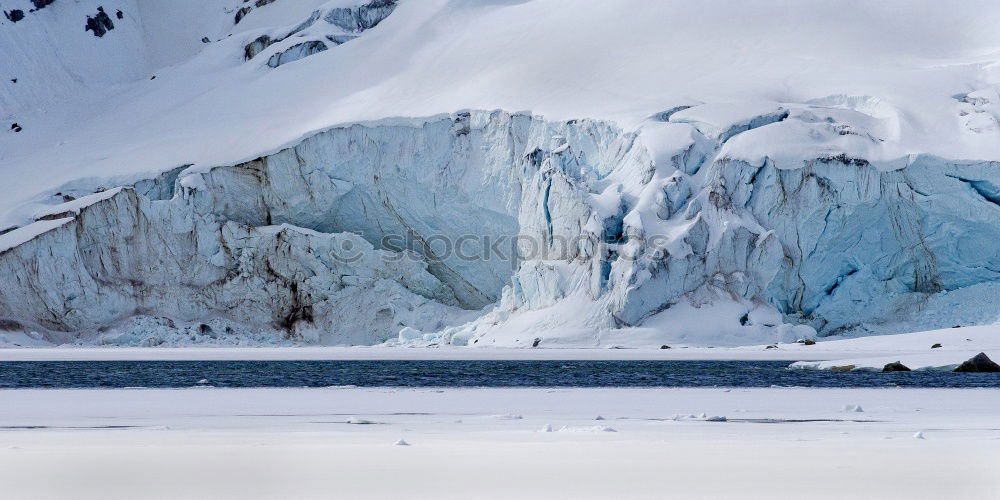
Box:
[3,1,1000,346]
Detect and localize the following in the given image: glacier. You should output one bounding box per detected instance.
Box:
[3,0,1000,346]
[3,106,1000,346]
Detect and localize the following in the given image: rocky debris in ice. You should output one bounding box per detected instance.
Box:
[843,405,864,413]
[594,415,605,421]
[90,317,290,347]
[882,361,911,372]
[393,438,409,446]
[0,319,24,332]
[953,352,1000,373]
[932,343,943,349]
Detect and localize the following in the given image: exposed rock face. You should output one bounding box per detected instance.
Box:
[954,352,1000,372]
[84,7,114,38]
[4,10,25,23]
[882,361,911,372]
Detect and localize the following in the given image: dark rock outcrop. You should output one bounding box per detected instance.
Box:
[954,352,1000,373]
[4,9,25,23]
[84,7,115,38]
[882,361,911,372]
[234,6,252,24]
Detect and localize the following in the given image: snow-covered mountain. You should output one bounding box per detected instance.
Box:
[2,0,1000,347]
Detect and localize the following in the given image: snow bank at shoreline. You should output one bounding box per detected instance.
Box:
[788,324,1000,371]
[2,324,997,362]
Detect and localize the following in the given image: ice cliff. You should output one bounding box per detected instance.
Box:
[3,106,1000,346]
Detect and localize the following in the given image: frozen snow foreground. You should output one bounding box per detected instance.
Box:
[0,387,997,499]
[4,1,1000,346]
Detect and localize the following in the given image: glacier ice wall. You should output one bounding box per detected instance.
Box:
[3,106,1000,346]
[0,111,637,343]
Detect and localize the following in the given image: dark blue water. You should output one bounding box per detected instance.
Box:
[0,360,997,388]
